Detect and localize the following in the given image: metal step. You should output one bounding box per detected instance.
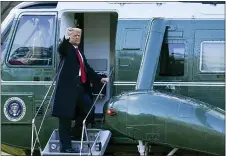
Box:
[41,129,111,156]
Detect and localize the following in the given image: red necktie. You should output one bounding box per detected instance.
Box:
[76,48,86,83]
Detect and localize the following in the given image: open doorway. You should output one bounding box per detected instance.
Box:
[59,12,118,118]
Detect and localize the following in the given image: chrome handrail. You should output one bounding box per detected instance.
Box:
[79,66,114,156]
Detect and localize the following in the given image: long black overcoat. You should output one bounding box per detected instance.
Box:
[50,37,101,120]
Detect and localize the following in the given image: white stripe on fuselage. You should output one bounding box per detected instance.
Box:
[1,81,225,87]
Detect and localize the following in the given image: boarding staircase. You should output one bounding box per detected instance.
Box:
[30,61,113,156]
[41,128,111,156]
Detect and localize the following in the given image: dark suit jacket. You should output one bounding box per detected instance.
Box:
[51,37,102,119]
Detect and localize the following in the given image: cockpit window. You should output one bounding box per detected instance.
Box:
[7,15,56,66]
[1,21,13,64]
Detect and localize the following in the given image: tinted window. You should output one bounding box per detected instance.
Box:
[7,15,56,66]
[159,43,185,76]
[200,41,224,73]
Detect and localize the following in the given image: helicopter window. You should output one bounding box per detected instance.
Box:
[200,41,224,73]
[7,15,56,66]
[159,42,185,76]
[1,20,13,64]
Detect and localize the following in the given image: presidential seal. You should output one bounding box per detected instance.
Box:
[4,97,26,122]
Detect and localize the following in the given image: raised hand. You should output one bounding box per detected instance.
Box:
[65,27,73,38]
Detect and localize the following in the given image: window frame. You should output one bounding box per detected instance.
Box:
[1,20,14,64]
[5,11,58,68]
[199,40,225,73]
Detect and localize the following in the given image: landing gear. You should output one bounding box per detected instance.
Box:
[137,140,150,156]
[137,141,178,156]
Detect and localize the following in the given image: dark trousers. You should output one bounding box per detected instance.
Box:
[58,84,91,150]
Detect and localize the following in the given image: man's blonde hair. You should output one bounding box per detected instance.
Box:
[71,28,82,34]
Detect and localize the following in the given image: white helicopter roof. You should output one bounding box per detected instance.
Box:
[12,1,225,18]
[56,1,225,19]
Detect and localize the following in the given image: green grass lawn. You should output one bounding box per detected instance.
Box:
[1,144,26,156]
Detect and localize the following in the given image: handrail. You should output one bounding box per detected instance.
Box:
[30,59,64,156]
[80,66,114,156]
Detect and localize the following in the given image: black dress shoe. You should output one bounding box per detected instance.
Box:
[60,148,79,153]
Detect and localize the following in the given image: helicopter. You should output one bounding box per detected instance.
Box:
[1,1,225,156]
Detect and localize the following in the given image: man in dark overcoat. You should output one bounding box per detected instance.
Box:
[50,27,109,153]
